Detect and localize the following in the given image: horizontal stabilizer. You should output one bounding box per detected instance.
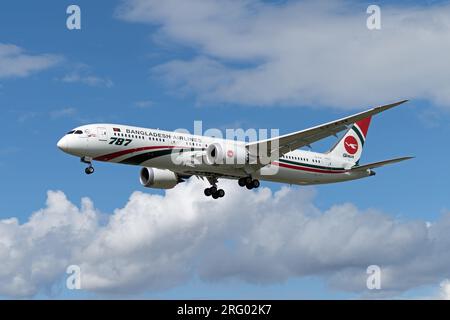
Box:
[351,156,414,172]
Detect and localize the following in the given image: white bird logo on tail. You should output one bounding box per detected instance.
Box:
[345,142,358,150]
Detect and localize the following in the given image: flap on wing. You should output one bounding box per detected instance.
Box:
[350,156,414,172]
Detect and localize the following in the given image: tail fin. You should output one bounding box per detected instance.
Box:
[327,117,372,164]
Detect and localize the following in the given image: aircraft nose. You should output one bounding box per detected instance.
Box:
[57,136,68,152]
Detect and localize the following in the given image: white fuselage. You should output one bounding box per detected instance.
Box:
[57,124,372,186]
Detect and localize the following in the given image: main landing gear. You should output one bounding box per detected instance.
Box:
[203,176,259,198]
[238,177,260,190]
[204,177,225,199]
[204,186,225,199]
[81,156,95,175]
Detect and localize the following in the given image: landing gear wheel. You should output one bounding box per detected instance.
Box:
[85,166,94,175]
[206,176,224,199]
[245,177,253,185]
[252,179,260,188]
[238,178,246,187]
[246,182,253,190]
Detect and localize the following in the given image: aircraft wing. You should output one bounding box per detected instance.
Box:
[245,100,408,165]
[350,156,414,172]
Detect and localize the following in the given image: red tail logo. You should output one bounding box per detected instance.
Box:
[344,136,358,154]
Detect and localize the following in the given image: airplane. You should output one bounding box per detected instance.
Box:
[56,100,413,199]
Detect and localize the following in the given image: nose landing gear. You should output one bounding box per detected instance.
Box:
[85,166,95,175]
[81,156,94,175]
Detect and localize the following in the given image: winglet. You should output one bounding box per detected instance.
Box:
[371,99,409,115]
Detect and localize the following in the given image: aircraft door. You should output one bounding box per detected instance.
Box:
[97,127,108,141]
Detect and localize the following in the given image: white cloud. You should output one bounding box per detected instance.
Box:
[439,280,450,300]
[1,180,450,298]
[117,0,450,109]
[0,191,98,297]
[0,43,61,79]
[61,64,113,88]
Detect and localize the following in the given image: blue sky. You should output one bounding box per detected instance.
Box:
[1,0,450,299]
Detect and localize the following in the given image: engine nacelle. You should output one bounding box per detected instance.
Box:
[205,142,248,166]
[139,167,179,189]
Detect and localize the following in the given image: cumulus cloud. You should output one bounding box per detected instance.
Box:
[1,180,450,298]
[0,43,61,78]
[0,191,98,297]
[117,0,450,109]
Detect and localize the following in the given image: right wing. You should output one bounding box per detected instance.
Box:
[245,100,409,166]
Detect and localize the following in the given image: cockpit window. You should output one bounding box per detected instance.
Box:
[67,130,75,134]
[74,130,83,134]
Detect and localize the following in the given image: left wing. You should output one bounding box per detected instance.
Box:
[245,100,408,165]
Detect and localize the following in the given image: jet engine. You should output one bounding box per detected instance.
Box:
[205,142,248,166]
[139,167,180,189]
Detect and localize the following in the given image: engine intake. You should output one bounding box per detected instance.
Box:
[140,167,179,189]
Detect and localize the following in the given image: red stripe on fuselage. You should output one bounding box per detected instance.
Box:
[95,147,349,174]
[274,161,347,174]
[94,145,175,161]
